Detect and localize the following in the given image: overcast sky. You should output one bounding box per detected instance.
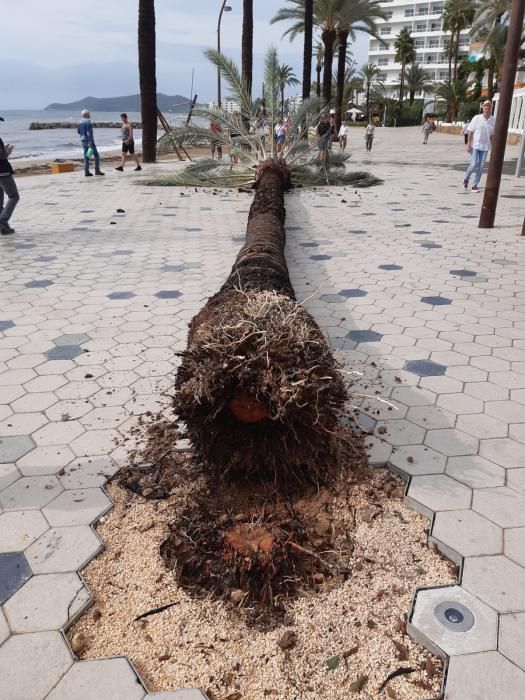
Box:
[1,0,369,109]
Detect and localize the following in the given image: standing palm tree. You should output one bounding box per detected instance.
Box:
[315,41,324,97]
[138,0,157,163]
[348,75,364,106]
[242,0,253,97]
[443,0,476,82]
[303,0,314,99]
[394,27,416,105]
[359,63,383,118]
[404,63,433,104]
[278,64,301,116]
[470,0,510,98]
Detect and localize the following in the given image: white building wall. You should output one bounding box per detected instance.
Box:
[368,0,471,98]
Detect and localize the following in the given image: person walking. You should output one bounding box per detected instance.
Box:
[0,117,19,235]
[115,113,142,172]
[422,115,434,144]
[463,100,495,192]
[77,110,104,177]
[338,120,349,151]
[210,119,223,160]
[365,121,375,151]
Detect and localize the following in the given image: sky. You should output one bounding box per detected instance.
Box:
[0,0,369,110]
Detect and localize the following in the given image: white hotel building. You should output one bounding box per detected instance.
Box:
[368,0,471,98]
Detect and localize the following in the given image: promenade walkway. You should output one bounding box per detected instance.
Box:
[0,126,524,699]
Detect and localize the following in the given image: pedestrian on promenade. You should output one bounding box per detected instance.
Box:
[115,114,142,172]
[422,115,434,144]
[317,113,331,159]
[210,119,223,160]
[0,117,19,235]
[463,100,495,192]
[275,120,286,154]
[328,113,336,150]
[365,121,375,151]
[77,110,104,177]
[462,121,469,145]
[338,120,349,151]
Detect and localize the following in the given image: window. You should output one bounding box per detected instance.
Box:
[432,4,444,12]
[430,22,440,30]
[416,23,426,31]
[384,11,393,19]
[429,39,439,47]
[426,56,435,63]
[378,57,389,66]
[439,71,448,79]
[378,72,388,82]
[404,9,414,16]
[380,26,391,35]
[415,39,425,47]
[379,42,390,51]
[418,8,429,15]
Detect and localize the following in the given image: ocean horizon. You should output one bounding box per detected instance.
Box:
[0,110,198,162]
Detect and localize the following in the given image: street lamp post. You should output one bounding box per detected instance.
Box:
[217,1,232,109]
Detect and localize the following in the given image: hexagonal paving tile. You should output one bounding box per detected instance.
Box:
[107,291,136,300]
[59,455,118,489]
[473,487,525,528]
[409,585,497,656]
[431,509,502,558]
[456,413,508,439]
[0,551,33,603]
[0,320,15,332]
[25,525,102,574]
[0,631,73,699]
[70,429,121,457]
[4,572,90,632]
[508,469,525,494]
[406,474,472,518]
[446,651,525,699]
[32,421,85,446]
[11,392,58,412]
[420,296,452,306]
[43,488,111,526]
[0,607,9,645]
[0,510,49,551]
[376,419,426,446]
[499,612,525,671]
[462,555,525,613]
[389,445,446,476]
[346,330,383,343]
[404,359,447,377]
[425,429,478,457]
[0,475,62,510]
[504,528,525,568]
[445,455,505,489]
[46,658,146,699]
[155,290,182,299]
[406,405,455,429]
[45,345,84,361]
[16,445,76,476]
[339,288,367,298]
[0,436,35,463]
[0,463,21,491]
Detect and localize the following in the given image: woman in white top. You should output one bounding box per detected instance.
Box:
[338,121,349,151]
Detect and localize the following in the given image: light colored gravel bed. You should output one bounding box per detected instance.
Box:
[71,470,455,699]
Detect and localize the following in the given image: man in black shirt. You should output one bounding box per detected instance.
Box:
[0,117,19,235]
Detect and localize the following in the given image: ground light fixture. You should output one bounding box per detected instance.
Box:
[434,601,475,633]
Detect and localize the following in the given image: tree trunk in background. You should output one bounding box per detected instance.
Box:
[302,0,314,100]
[316,64,322,96]
[138,0,157,162]
[399,63,405,105]
[335,29,349,131]
[321,29,337,106]
[242,0,253,97]
[487,54,495,99]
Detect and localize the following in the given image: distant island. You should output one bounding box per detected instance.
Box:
[44,93,192,113]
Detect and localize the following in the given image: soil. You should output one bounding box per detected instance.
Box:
[70,416,456,700]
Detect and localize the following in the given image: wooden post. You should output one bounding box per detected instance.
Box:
[479,0,525,228]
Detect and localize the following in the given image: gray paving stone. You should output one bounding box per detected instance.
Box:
[456,413,508,439]
[410,585,497,656]
[499,612,525,671]
[445,455,505,489]
[4,572,90,632]
[0,475,62,511]
[389,444,446,476]
[479,438,525,469]
[473,487,525,528]
[0,463,21,491]
[462,555,525,613]
[58,455,118,489]
[508,469,525,494]
[0,630,72,699]
[445,651,525,699]
[0,551,33,604]
[0,510,49,551]
[0,436,35,463]
[46,658,145,699]
[425,428,478,457]
[43,487,111,526]
[431,510,502,559]
[406,405,455,429]
[25,525,102,574]
[504,528,525,568]
[406,474,472,518]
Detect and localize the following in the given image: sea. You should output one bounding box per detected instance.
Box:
[0,110,199,162]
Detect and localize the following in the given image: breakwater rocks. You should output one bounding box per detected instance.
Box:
[29,122,142,130]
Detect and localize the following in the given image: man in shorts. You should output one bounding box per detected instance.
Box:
[115,113,142,172]
[210,120,223,159]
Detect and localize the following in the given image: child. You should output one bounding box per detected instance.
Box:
[365,122,375,151]
[115,113,142,172]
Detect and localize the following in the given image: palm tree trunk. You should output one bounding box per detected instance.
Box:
[242,0,253,98]
[409,89,415,105]
[447,38,453,83]
[321,29,337,106]
[138,0,157,163]
[487,54,495,99]
[399,63,405,105]
[281,87,285,118]
[366,83,371,119]
[302,0,314,100]
[316,64,322,97]
[335,29,349,132]
[173,160,348,486]
[453,27,460,82]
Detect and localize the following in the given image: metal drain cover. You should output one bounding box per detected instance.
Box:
[434,601,474,633]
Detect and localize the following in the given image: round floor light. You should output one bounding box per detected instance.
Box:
[434,601,474,633]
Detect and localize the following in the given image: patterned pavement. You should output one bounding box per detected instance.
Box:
[0,126,524,698]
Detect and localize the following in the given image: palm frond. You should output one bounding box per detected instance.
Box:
[264,47,281,159]
[203,48,253,120]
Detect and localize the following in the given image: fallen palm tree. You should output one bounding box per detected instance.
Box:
[150,49,381,487]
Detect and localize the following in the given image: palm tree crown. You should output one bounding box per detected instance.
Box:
[278,64,301,115]
[394,27,416,104]
[403,63,433,104]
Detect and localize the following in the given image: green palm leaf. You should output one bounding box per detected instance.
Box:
[203,48,254,121]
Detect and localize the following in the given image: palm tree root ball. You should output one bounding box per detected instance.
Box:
[174,161,357,488]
